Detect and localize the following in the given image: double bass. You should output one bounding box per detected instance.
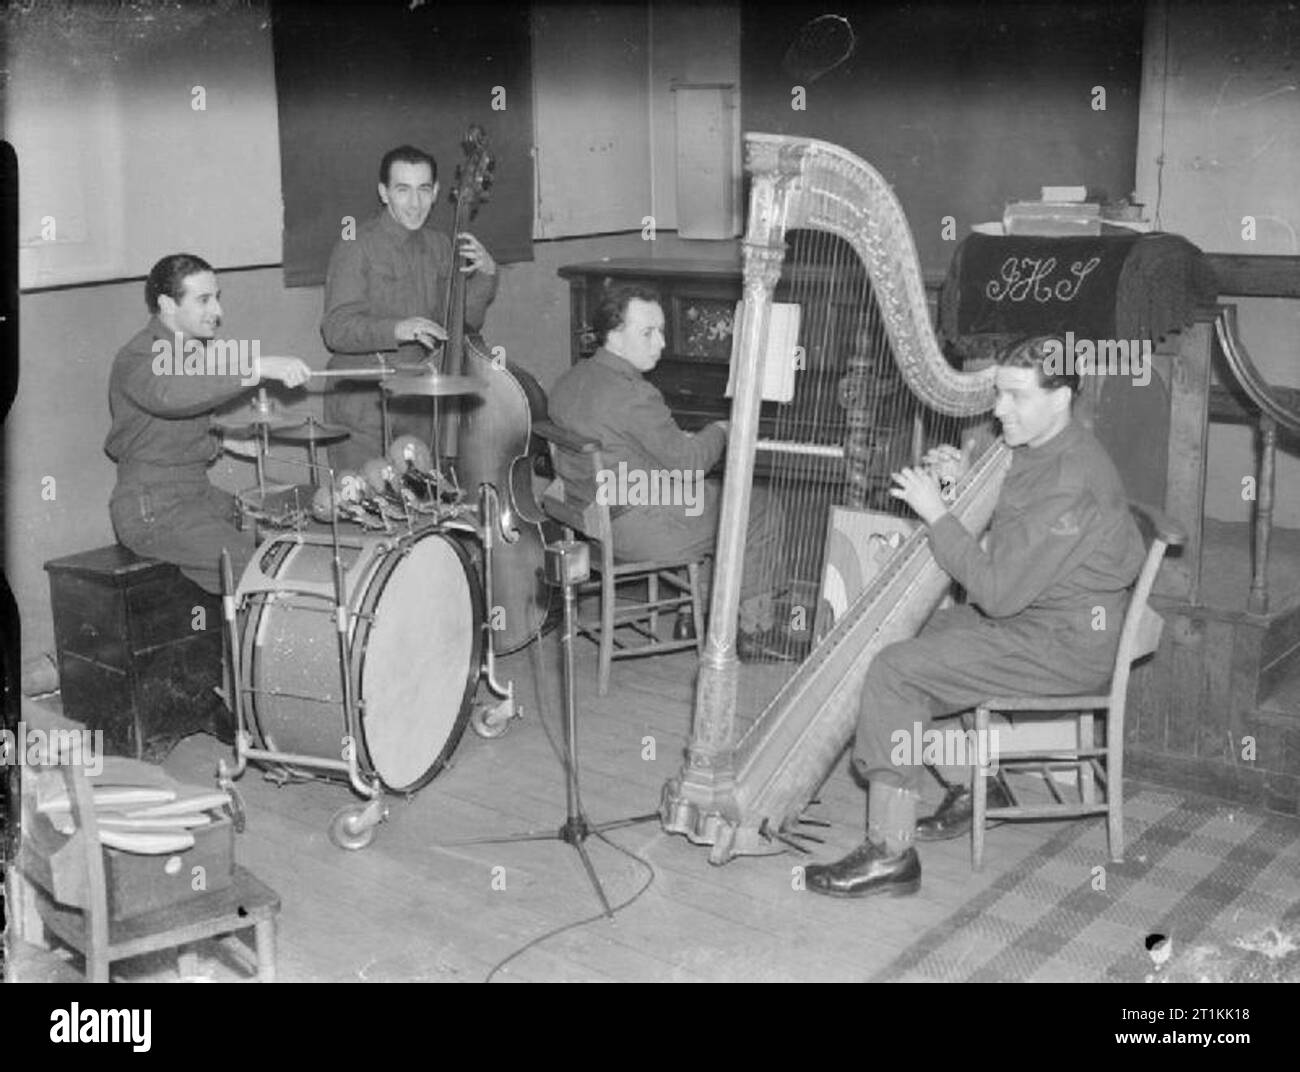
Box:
[438,125,555,654]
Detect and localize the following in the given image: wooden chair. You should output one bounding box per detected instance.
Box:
[971,504,1186,869]
[533,420,706,695]
[14,753,280,982]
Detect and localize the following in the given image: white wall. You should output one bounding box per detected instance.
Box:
[532,4,654,237]
[1136,0,1300,526]
[8,4,282,287]
[531,2,740,237]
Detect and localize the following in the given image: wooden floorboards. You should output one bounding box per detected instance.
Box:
[22,630,1206,982]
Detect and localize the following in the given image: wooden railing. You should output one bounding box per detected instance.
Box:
[1203,254,1300,615]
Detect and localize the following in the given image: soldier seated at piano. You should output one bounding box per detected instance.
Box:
[548,283,801,661]
[804,335,1146,898]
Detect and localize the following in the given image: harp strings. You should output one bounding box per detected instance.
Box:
[773,224,844,648]
[746,186,973,668]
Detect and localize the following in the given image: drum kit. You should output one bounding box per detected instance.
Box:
[215,367,526,850]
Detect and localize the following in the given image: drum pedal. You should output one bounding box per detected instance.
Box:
[262,765,316,788]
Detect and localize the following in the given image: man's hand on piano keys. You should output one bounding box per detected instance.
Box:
[890,466,948,526]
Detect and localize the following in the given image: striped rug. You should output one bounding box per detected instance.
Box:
[871,787,1300,982]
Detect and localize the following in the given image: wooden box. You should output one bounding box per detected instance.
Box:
[44,546,228,761]
[103,810,235,921]
[24,808,235,922]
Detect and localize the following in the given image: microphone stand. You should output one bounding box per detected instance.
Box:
[438,534,658,918]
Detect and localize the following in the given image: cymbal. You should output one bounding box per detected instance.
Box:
[381,373,483,398]
[269,418,351,445]
[212,395,301,434]
[212,413,301,435]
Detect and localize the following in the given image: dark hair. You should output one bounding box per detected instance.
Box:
[145,253,214,314]
[592,283,663,345]
[997,335,1080,395]
[379,145,438,187]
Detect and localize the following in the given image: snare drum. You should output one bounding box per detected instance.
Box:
[237,527,483,793]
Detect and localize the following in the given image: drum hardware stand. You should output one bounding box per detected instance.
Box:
[378,352,395,463]
[468,483,520,739]
[249,385,276,504]
[438,534,658,919]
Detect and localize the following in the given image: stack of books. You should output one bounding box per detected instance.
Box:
[1003,186,1102,236]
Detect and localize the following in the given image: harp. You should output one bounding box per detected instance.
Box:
[660,134,1009,863]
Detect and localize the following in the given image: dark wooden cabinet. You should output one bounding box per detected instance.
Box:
[559,258,746,431]
[45,546,227,761]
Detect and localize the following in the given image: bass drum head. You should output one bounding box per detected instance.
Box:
[355,531,482,792]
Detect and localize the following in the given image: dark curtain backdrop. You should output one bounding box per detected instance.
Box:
[742,2,1145,274]
[272,1,534,287]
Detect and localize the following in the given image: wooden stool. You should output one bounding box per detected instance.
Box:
[44,546,227,760]
[15,758,280,982]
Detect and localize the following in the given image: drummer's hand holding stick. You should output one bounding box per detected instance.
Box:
[257,355,313,389]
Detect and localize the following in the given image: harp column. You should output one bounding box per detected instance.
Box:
[660,162,792,855]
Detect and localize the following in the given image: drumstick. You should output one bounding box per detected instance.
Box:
[310,368,398,379]
[310,365,439,379]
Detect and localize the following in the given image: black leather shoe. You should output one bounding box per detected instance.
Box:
[804,839,921,898]
[914,780,1012,842]
[673,608,696,642]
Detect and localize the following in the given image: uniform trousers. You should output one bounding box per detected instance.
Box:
[610,481,786,634]
[852,603,1120,792]
[110,478,254,595]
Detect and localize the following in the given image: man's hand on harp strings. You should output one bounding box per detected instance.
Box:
[889,466,948,526]
[921,444,967,488]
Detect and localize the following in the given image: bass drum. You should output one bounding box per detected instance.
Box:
[237,528,483,793]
